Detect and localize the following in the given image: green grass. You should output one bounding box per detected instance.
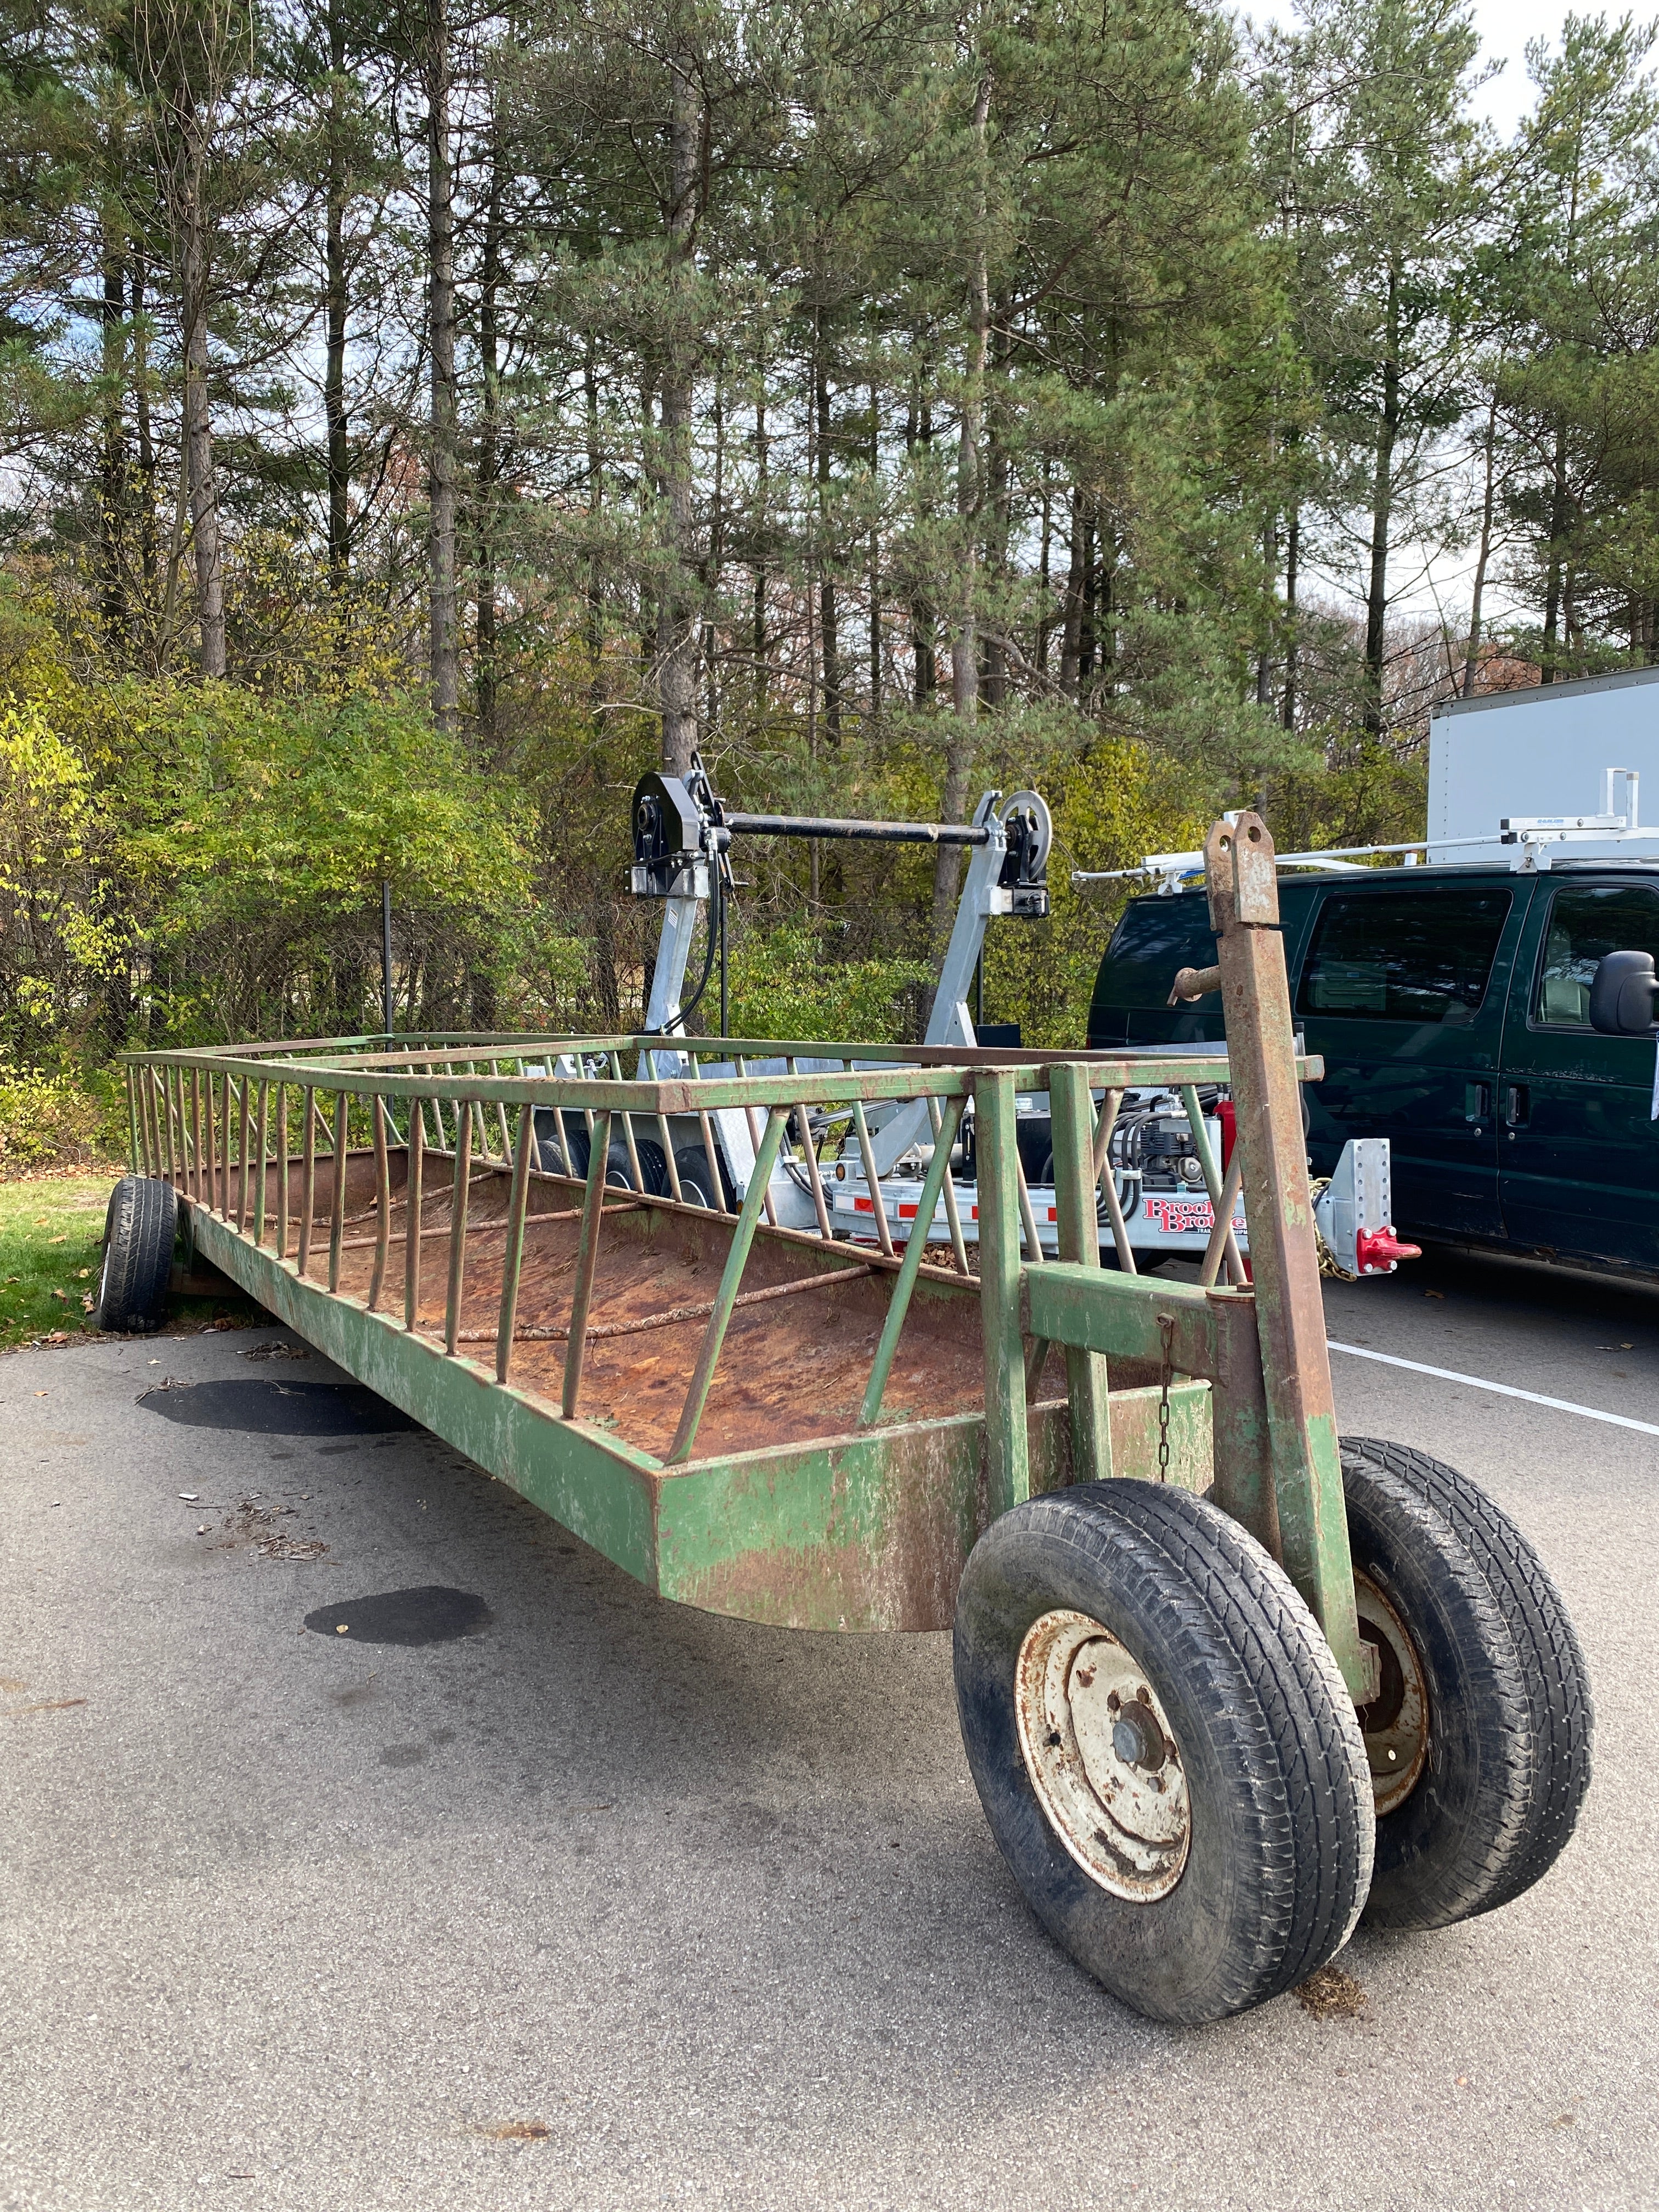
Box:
[0,1174,115,1347]
[0,1171,261,1350]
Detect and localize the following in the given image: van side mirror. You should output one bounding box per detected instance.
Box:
[1588,949,1659,1035]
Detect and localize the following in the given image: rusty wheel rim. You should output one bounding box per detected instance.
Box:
[1355,1571,1430,1815]
[1014,1609,1191,1903]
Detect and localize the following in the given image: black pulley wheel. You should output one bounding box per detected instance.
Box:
[95,1176,177,1333]
[1341,1438,1592,1929]
[953,1482,1374,2024]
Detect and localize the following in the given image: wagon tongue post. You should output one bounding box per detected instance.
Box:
[1204,812,1374,1706]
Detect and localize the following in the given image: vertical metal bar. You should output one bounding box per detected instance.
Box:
[696,1109,728,1213]
[975,1070,1031,1516]
[443,1103,473,1353]
[1181,1083,1245,1287]
[786,1068,831,1239]
[1199,1148,1246,1289]
[1204,812,1365,1699]
[126,1066,141,1173]
[252,1081,269,1248]
[560,1109,612,1415]
[860,1096,965,1427]
[136,1066,155,1177]
[223,1076,236,1216]
[850,1100,894,1257]
[275,1084,289,1259]
[161,1068,178,1184]
[190,1069,204,1200]
[368,1094,391,1311]
[1048,1062,1113,1485]
[665,1107,789,1464]
[735,1060,778,1226]
[1092,1090,1137,1272]
[404,1092,425,1330]
[328,1090,348,1293]
[140,1067,159,1178]
[609,1053,646,1192]
[495,1099,514,1163]
[1016,1158,1045,1264]
[297,1087,317,1278]
[926,1096,972,1275]
[167,1066,183,1190]
[793,1101,833,1239]
[495,1104,534,1384]
[202,1075,216,1211]
[1208,1287,1282,1559]
[235,1078,251,1231]
[658,1113,684,1202]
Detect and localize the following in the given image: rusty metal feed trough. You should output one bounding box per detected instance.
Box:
[111,816,1592,2025]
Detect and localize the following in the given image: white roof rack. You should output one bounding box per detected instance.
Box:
[1073,774,1659,895]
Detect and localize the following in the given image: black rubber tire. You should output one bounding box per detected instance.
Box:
[953,1482,1374,2024]
[672,1143,731,1210]
[95,1176,177,1333]
[1341,1438,1593,1928]
[619,1137,668,1196]
[535,1117,639,1192]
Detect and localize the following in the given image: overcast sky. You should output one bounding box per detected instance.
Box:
[1235,1,1640,625]
[1241,0,1601,137]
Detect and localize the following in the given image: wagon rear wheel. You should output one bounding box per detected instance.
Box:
[95,1175,177,1334]
[953,1482,1374,2025]
[1341,1438,1593,1929]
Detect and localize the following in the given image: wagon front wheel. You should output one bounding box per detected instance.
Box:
[953,1482,1375,2025]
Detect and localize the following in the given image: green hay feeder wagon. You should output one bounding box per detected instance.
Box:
[105,815,1592,2023]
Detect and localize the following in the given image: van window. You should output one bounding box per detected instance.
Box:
[1534,883,1659,1026]
[1296,887,1512,1024]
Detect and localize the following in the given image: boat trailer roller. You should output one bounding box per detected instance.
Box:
[109,814,1591,2024]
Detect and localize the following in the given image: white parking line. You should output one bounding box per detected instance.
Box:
[1328,1340,1659,1438]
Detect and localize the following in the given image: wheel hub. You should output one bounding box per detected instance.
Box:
[1354,1571,1430,1815]
[1014,1609,1190,1901]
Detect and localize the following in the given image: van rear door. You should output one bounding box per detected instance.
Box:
[1497,876,1659,1269]
[1292,877,1532,1240]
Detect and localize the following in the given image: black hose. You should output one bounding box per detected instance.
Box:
[644,864,723,1037]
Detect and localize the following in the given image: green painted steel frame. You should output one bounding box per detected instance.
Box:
[179,1193,1214,1633]
[123,987,1346,1658]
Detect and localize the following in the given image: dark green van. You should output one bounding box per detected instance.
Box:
[1087,862,1659,1281]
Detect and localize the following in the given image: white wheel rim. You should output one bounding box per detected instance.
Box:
[1014,1609,1191,1902]
[1355,1572,1429,1815]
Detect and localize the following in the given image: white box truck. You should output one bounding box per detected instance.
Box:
[1429,665,1659,864]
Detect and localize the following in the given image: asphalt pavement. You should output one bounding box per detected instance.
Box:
[2,1243,1655,2212]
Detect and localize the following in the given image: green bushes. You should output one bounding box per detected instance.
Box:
[0,1066,124,1177]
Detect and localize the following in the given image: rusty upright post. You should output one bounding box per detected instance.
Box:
[1048,1062,1111,1485]
[1205,813,1366,1701]
[975,1069,1030,1517]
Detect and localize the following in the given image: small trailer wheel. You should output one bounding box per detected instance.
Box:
[953,1482,1374,2024]
[95,1176,178,1333]
[1341,1438,1593,1929]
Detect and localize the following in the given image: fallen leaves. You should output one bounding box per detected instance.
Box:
[1295,1962,1368,2021]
